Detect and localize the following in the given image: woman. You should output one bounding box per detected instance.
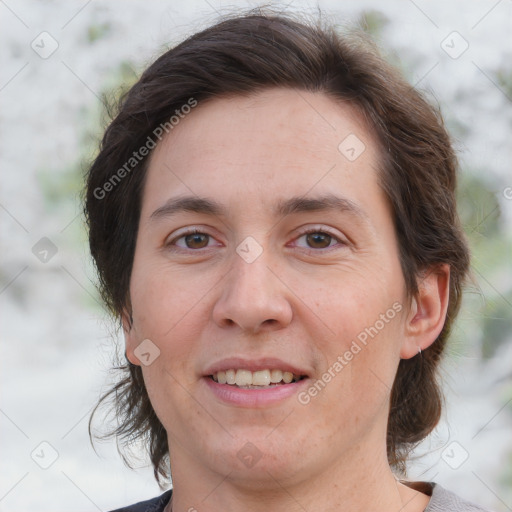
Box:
[85,11,490,512]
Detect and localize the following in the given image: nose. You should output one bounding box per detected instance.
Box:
[212,252,293,333]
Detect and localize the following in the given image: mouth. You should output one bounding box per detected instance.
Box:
[209,368,306,389]
[202,359,310,406]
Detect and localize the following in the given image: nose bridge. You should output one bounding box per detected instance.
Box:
[212,246,292,332]
[232,252,271,300]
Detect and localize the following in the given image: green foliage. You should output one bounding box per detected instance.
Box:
[36,59,140,279]
[456,171,512,359]
[496,67,512,101]
[87,22,112,44]
[357,10,390,37]
[458,173,501,240]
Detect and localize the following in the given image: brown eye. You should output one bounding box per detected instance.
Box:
[184,232,210,249]
[305,232,333,249]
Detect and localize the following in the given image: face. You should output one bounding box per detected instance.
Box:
[125,89,412,488]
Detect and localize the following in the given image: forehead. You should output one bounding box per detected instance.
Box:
[142,88,386,221]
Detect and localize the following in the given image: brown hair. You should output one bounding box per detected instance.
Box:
[85,10,470,482]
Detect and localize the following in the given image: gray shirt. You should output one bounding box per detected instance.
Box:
[110,481,494,511]
[426,483,493,511]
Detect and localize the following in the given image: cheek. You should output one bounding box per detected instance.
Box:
[309,264,404,341]
[127,262,218,401]
[130,257,215,341]
[305,269,404,408]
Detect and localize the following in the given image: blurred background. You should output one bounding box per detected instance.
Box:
[1,1,511,510]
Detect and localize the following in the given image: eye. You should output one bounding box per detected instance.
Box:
[303,232,334,249]
[292,229,344,250]
[169,229,219,250]
[181,232,210,249]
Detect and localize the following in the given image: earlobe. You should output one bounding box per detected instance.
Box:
[400,264,450,359]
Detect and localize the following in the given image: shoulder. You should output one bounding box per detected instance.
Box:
[108,489,173,512]
[427,482,494,512]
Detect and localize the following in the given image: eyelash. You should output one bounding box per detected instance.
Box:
[166,226,345,253]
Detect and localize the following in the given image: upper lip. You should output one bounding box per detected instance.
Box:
[203,357,310,377]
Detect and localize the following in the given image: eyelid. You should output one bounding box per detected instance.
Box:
[293,224,346,240]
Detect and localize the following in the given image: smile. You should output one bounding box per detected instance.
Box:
[211,369,304,387]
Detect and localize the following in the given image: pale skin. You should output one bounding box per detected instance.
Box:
[123,89,450,512]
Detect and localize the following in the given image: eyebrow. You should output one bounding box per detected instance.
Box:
[150,196,223,220]
[275,194,369,221]
[149,193,369,223]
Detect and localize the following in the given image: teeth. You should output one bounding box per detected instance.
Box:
[283,371,293,384]
[226,369,236,385]
[235,370,252,386]
[253,370,271,386]
[211,368,303,387]
[270,369,283,383]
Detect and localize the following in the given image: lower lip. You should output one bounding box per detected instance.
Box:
[203,376,308,407]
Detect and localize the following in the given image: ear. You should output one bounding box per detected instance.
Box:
[400,264,450,359]
[121,308,142,367]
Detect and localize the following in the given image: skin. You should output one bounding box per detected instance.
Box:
[124,89,450,512]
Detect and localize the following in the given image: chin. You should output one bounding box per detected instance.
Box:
[205,433,311,487]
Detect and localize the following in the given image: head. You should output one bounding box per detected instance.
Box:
[86,12,470,486]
